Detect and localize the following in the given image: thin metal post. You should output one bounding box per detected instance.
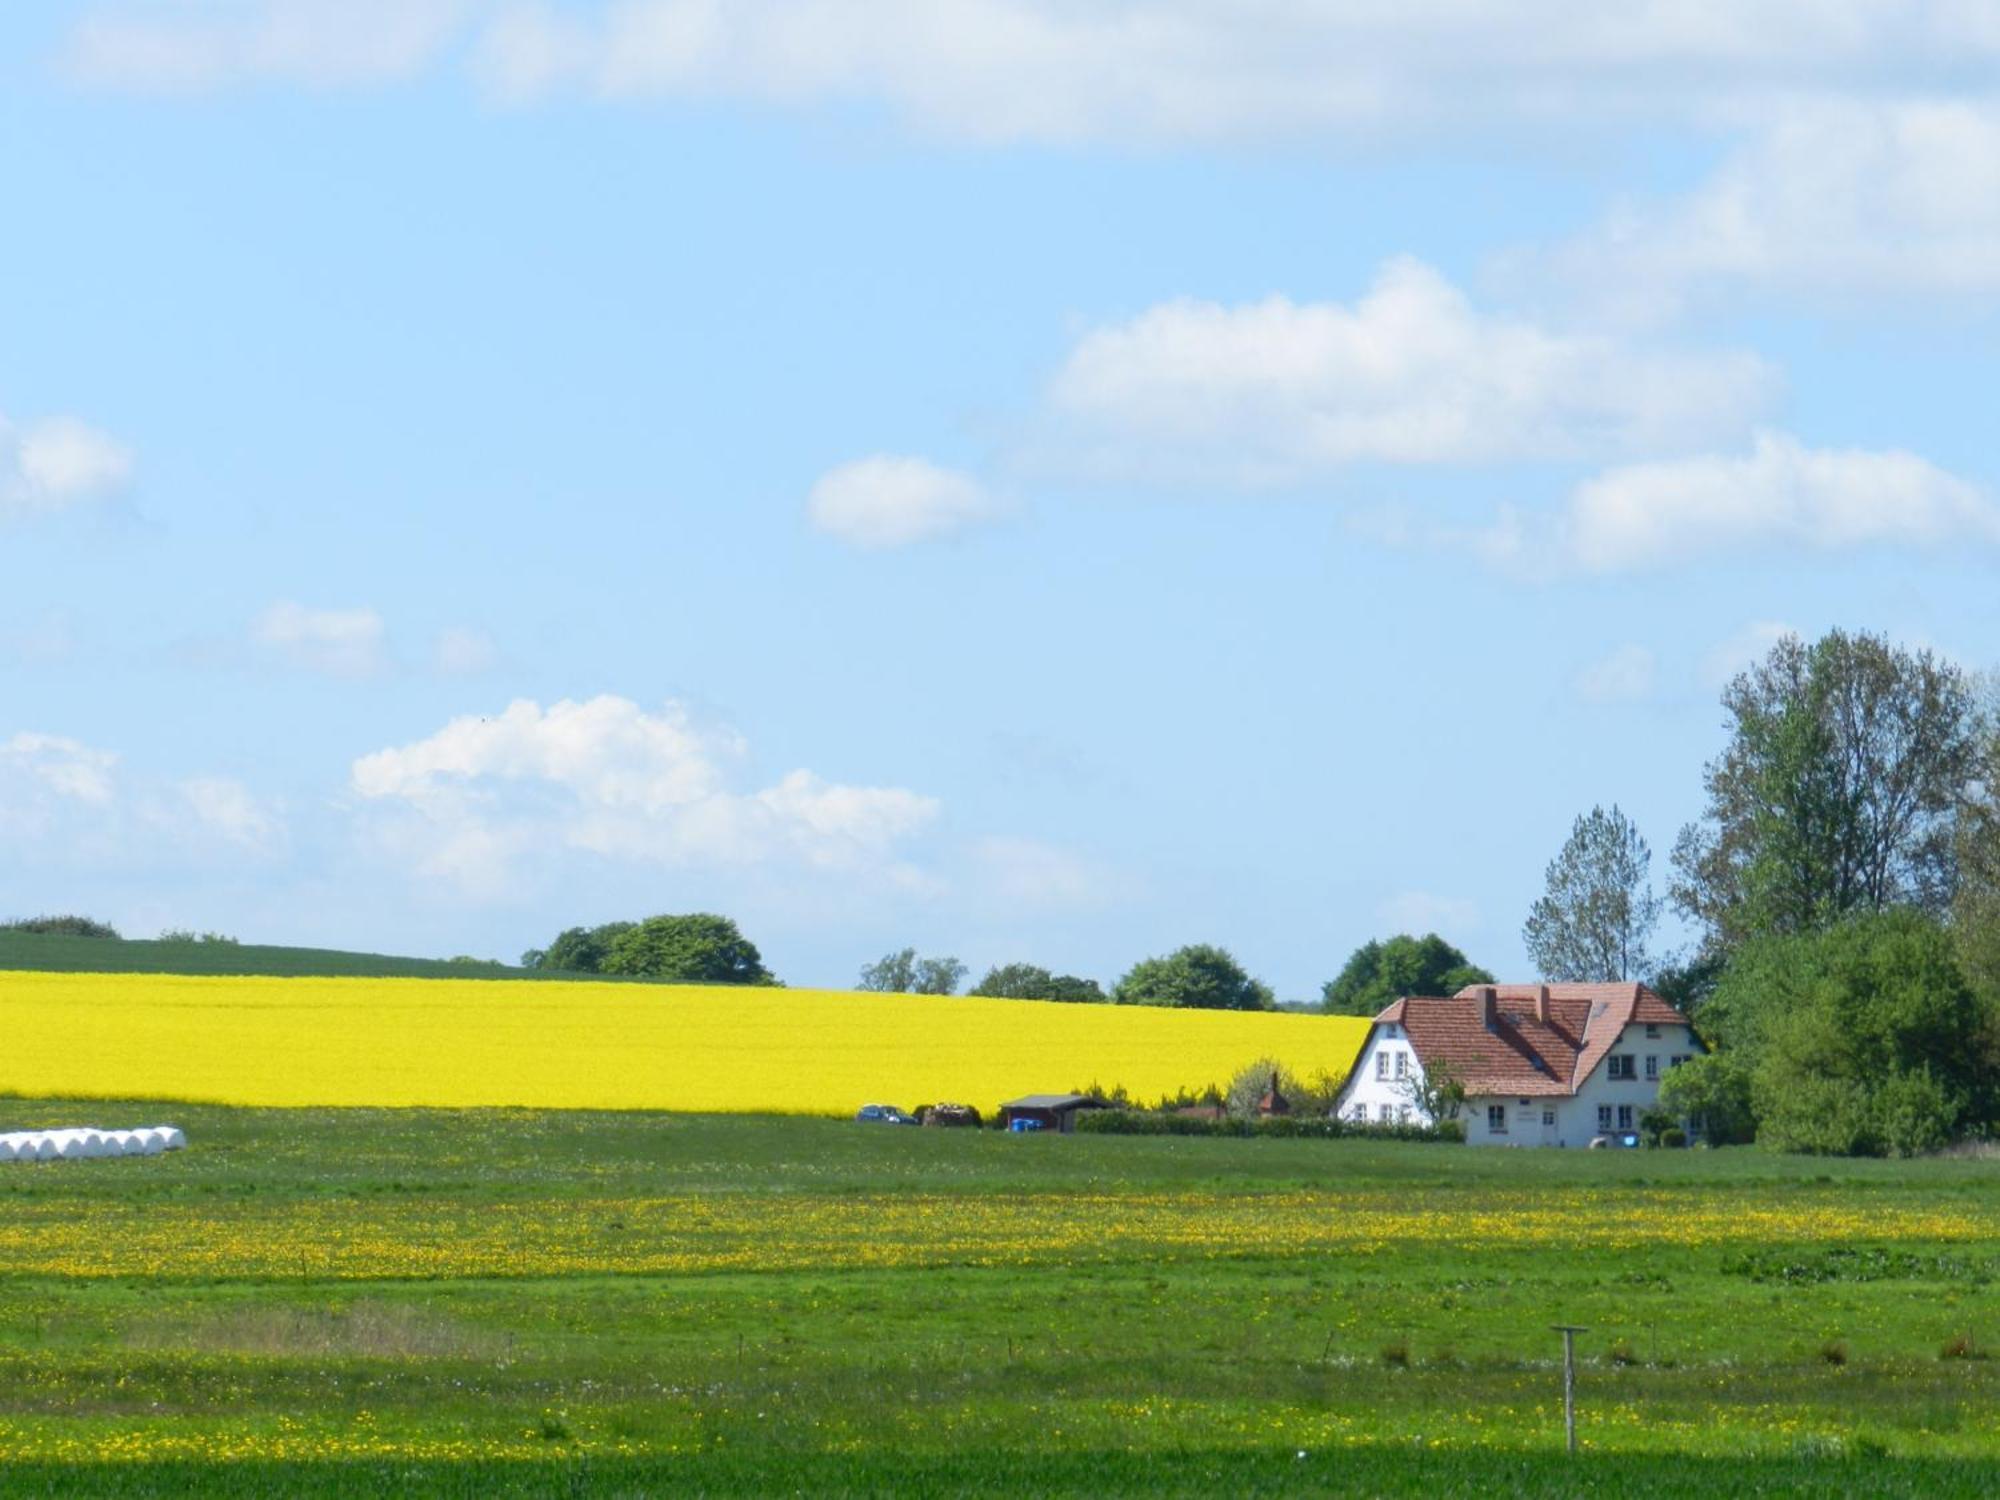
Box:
[1552,1324,1587,1454]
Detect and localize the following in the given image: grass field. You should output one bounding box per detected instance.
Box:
[0,971,1371,1116]
[0,1105,1995,1496]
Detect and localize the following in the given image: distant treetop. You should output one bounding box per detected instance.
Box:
[1320,933,1492,1016]
[0,915,121,940]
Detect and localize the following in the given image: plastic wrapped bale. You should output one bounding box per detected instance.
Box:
[0,1137,20,1163]
[108,1131,143,1156]
[31,1135,60,1162]
[54,1133,88,1161]
[153,1125,187,1152]
[80,1131,112,1159]
[132,1128,166,1156]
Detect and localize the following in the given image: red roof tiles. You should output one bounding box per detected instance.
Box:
[1366,982,1687,1098]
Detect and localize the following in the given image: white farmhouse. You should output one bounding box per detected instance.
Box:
[1332,982,1702,1146]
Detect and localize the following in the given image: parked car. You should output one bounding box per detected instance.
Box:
[855,1103,917,1125]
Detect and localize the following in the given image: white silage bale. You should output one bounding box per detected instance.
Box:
[134,1129,166,1155]
[54,1134,87,1161]
[157,1125,186,1151]
[0,1139,19,1163]
[107,1131,140,1156]
[80,1131,111,1159]
[32,1135,60,1161]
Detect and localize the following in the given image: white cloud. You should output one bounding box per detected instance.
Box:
[1377,890,1480,937]
[0,732,118,806]
[71,3,2000,144]
[1443,432,1997,575]
[350,695,940,895]
[67,0,474,91]
[433,625,498,676]
[1045,259,1773,481]
[1701,620,1798,689]
[2,415,132,518]
[1543,100,2000,309]
[0,731,286,861]
[174,776,286,853]
[806,455,999,548]
[1574,645,1657,704]
[253,602,388,678]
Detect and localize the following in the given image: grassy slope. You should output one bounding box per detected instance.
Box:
[0,1106,1995,1495]
[0,932,597,981]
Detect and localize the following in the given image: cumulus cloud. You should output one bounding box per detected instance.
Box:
[0,730,285,860]
[350,695,940,895]
[1045,259,1773,481]
[1541,100,2000,309]
[253,602,388,678]
[1435,433,1997,576]
[2,415,132,518]
[806,456,999,548]
[67,2,2000,145]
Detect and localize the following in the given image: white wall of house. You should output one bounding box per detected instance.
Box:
[1335,1018,1703,1146]
[1333,1022,1428,1126]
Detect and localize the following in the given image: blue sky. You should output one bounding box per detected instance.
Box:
[3,2,1998,998]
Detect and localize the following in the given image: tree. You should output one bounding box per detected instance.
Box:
[968,963,1105,1004]
[1320,934,1491,1016]
[600,914,776,985]
[1,915,120,939]
[1523,805,1662,982]
[858,949,964,995]
[1954,708,2000,1004]
[1700,908,1996,1156]
[1113,944,1273,1011]
[522,921,636,974]
[1396,1055,1466,1126]
[1655,1053,1756,1146]
[1672,629,1981,954]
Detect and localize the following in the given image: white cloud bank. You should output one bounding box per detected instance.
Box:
[2,415,132,518]
[253,602,388,678]
[67,3,2000,145]
[350,695,940,894]
[807,456,998,547]
[1047,259,1773,481]
[1541,100,2000,308]
[1435,433,1998,576]
[0,731,283,857]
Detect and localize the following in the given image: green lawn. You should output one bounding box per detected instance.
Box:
[0,1105,1995,1495]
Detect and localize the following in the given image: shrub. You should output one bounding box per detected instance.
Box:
[1819,1339,1849,1365]
[1659,1127,1688,1148]
[2,915,120,939]
[1378,1339,1409,1368]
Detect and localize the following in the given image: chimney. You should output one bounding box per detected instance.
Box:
[1479,984,1498,1030]
[1535,984,1551,1025]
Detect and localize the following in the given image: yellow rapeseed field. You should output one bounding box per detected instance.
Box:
[0,971,1368,1114]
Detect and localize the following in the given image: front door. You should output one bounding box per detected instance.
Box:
[1540,1105,1562,1146]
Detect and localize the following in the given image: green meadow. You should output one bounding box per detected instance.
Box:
[0,1106,1994,1495]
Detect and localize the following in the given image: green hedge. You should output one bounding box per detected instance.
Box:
[1076,1110,1463,1143]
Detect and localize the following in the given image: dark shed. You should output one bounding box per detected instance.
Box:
[998,1094,1110,1134]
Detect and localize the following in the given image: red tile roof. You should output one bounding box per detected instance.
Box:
[1363,983,1688,1098]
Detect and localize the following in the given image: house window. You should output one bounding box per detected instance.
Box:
[1617,1105,1634,1131]
[1597,1105,1613,1131]
[1378,1104,1394,1124]
[1398,1105,1411,1123]
[1608,1054,1635,1080]
[1542,1110,1556,1127]
[1645,1024,1660,1038]
[1376,1053,1390,1081]
[1487,1105,1507,1134]
[1385,1023,1399,1039]
[1644,1055,1659,1080]
[1670,1054,1691,1069]
[1394,1052,1408,1079]
[1350,1105,1368,1123]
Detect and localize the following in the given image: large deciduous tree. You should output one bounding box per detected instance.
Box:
[1320,934,1491,1016]
[857,949,966,995]
[600,914,776,985]
[1672,629,1980,953]
[1113,944,1272,1011]
[968,963,1105,1003]
[1523,804,1662,982]
[1954,709,2000,1004]
[522,921,635,974]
